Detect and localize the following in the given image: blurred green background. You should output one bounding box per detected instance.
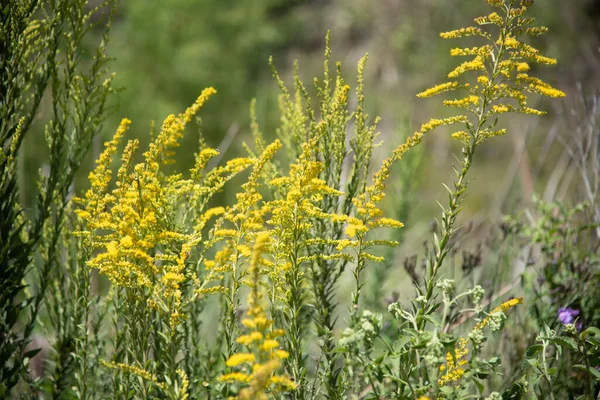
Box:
[21,0,600,291]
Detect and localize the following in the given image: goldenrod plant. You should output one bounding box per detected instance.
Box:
[4,0,598,399]
[0,0,116,396]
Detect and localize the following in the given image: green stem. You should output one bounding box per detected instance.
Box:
[541,342,556,400]
[579,338,594,399]
[351,237,366,321]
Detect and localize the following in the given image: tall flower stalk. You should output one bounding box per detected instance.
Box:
[413,0,565,331]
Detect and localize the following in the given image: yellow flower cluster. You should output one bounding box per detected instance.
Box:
[447,57,486,79]
[75,88,256,329]
[440,27,488,40]
[443,95,480,109]
[199,139,282,304]
[438,337,469,386]
[474,11,503,26]
[450,46,491,57]
[267,132,345,272]
[417,81,460,98]
[438,297,523,386]
[100,360,166,391]
[219,233,296,399]
[473,297,523,331]
[146,87,217,168]
[418,0,564,145]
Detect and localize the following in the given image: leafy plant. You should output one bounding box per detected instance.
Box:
[4,1,594,399]
[0,0,116,396]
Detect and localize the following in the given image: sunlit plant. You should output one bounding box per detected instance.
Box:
[2,0,584,399]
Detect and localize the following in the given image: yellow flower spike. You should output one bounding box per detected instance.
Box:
[440,26,488,39]
[417,0,563,149]
[80,118,131,223]
[416,81,460,98]
[191,147,219,180]
[419,116,469,134]
[438,297,522,388]
[220,231,295,398]
[473,297,523,331]
[450,47,481,57]
[269,375,297,390]
[451,131,471,143]
[183,87,217,123]
[516,62,530,72]
[491,104,512,114]
[443,95,480,109]
[101,360,166,391]
[161,271,185,287]
[447,57,486,78]
[236,332,264,346]
[260,339,280,352]
[145,87,216,168]
[526,26,549,36]
[219,372,251,383]
[369,217,405,230]
[225,353,256,367]
[274,350,289,359]
[501,36,520,49]
[177,369,189,400]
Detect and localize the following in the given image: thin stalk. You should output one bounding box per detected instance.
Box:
[541,343,556,400]
[416,3,513,331]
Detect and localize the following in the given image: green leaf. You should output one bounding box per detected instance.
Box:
[582,326,600,338]
[422,314,441,327]
[525,344,543,357]
[552,336,577,352]
[585,337,600,347]
[23,347,41,359]
[526,358,539,368]
[440,336,459,347]
[394,336,411,349]
[574,364,600,381]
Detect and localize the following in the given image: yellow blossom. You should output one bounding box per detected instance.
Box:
[440,26,487,39]
[443,95,480,108]
[226,353,256,367]
[448,57,486,78]
[439,298,523,387]
[417,81,460,98]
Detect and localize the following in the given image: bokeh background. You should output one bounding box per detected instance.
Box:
[22,0,600,296]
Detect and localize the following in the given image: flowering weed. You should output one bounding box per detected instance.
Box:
[3,1,597,399]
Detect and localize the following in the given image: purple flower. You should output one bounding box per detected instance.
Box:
[558,307,580,325]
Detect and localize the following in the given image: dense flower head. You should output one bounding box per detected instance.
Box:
[262,124,353,290]
[200,140,281,295]
[418,0,564,145]
[75,88,255,327]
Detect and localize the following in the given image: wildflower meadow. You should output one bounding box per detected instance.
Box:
[1,0,599,399]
